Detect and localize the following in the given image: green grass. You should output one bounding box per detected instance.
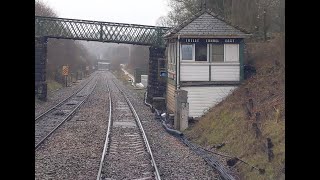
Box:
[47,79,63,92]
[35,79,63,105]
[185,105,285,180]
[184,49,285,180]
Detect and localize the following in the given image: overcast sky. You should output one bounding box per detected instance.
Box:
[40,0,170,26]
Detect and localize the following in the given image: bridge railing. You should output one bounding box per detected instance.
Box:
[35,16,170,46]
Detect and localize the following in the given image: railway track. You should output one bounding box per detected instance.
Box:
[35,74,98,149]
[35,74,96,121]
[97,73,160,180]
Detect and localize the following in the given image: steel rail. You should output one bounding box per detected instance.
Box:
[35,74,95,121]
[111,78,161,180]
[35,79,98,150]
[96,78,112,180]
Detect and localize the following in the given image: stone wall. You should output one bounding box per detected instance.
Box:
[35,37,47,101]
[147,46,166,106]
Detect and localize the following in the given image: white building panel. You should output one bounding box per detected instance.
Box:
[225,44,239,62]
[181,86,236,117]
[180,63,209,81]
[141,75,148,88]
[211,65,240,81]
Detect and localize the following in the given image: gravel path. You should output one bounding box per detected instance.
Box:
[35,73,94,117]
[35,71,109,180]
[110,72,220,179]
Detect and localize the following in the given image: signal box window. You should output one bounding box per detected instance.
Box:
[181,44,193,60]
[211,44,224,62]
[195,43,207,61]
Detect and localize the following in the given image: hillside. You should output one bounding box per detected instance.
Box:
[184,36,285,180]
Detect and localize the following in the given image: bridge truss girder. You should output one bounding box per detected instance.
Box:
[35,16,170,46]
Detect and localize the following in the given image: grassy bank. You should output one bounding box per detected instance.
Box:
[184,36,285,180]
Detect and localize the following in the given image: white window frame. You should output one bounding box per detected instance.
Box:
[171,42,176,72]
[173,42,176,65]
[224,44,239,62]
[181,43,195,61]
[167,43,171,71]
[209,44,225,63]
[180,43,209,62]
[168,43,178,73]
[208,43,240,64]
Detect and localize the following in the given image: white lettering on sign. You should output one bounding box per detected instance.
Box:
[206,39,219,43]
[225,39,235,43]
[185,39,199,43]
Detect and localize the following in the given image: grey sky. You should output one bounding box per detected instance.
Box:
[40,0,170,26]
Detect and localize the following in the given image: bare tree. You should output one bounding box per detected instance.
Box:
[36,1,93,82]
[165,0,284,41]
[35,0,57,17]
[156,16,174,27]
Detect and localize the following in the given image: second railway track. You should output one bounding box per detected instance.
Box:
[35,74,98,149]
[97,72,160,180]
[35,74,96,121]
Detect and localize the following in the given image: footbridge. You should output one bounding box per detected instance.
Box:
[35,16,169,46]
[35,16,170,100]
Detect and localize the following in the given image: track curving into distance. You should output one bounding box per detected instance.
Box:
[97,72,160,180]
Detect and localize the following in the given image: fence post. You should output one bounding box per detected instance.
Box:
[174,89,189,131]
